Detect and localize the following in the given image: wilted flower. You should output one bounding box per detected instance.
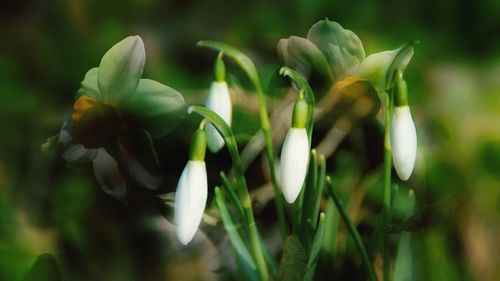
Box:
[205,55,231,153]
[47,36,185,203]
[280,95,310,203]
[175,127,208,245]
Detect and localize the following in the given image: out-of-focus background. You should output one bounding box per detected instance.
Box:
[1,0,499,280]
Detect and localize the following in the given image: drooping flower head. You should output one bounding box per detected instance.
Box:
[175,124,208,245]
[48,36,185,203]
[205,54,232,153]
[391,76,417,181]
[280,93,310,203]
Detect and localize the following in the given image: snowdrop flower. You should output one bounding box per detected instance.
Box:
[175,126,208,245]
[280,94,310,203]
[205,55,232,153]
[46,36,185,203]
[391,79,417,181]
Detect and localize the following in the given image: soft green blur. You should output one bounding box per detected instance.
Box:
[1,1,499,280]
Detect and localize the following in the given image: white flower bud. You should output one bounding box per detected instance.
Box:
[205,81,232,153]
[280,128,310,203]
[391,106,417,181]
[174,160,208,245]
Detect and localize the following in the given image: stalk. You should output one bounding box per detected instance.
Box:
[189,106,269,281]
[326,177,377,281]
[383,89,394,281]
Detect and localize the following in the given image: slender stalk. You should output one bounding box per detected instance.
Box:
[228,142,269,281]
[326,177,377,281]
[383,89,394,281]
[254,82,288,241]
[189,106,269,281]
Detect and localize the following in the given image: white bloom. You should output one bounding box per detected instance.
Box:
[205,81,232,153]
[391,106,417,181]
[280,128,310,203]
[175,160,208,245]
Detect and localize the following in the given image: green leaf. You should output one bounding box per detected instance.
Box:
[358,41,417,92]
[98,36,145,106]
[277,36,332,79]
[306,19,366,79]
[23,253,61,281]
[197,40,262,92]
[304,212,326,281]
[278,236,307,281]
[215,187,257,271]
[122,79,185,138]
[220,171,245,219]
[298,149,318,249]
[76,67,101,100]
[393,190,417,281]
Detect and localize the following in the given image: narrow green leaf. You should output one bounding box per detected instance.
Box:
[197,40,261,91]
[215,187,257,271]
[310,154,326,229]
[220,171,245,219]
[326,177,377,281]
[304,212,326,281]
[393,190,416,281]
[299,149,318,249]
[278,236,307,281]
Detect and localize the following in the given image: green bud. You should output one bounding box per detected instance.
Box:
[214,53,226,82]
[291,94,308,128]
[189,128,207,161]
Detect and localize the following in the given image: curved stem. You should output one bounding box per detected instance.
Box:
[326,177,377,281]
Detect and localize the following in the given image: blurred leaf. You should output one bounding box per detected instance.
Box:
[306,19,366,78]
[393,190,416,281]
[278,236,307,281]
[23,253,61,281]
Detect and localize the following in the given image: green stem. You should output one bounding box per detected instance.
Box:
[383,89,394,281]
[326,177,377,281]
[254,80,289,242]
[189,106,269,281]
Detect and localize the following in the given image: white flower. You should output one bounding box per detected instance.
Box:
[280,128,310,203]
[391,106,417,181]
[174,160,208,245]
[205,81,232,153]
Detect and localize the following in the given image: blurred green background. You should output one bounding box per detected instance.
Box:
[1,0,499,280]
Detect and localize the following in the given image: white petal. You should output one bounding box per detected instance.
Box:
[174,161,208,245]
[205,81,232,153]
[58,121,98,164]
[92,149,128,203]
[279,128,310,203]
[98,36,145,106]
[391,106,417,181]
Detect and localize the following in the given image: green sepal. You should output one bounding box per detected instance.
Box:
[189,128,207,161]
[292,95,309,128]
[214,53,226,82]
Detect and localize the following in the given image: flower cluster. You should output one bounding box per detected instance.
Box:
[45,19,419,281]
